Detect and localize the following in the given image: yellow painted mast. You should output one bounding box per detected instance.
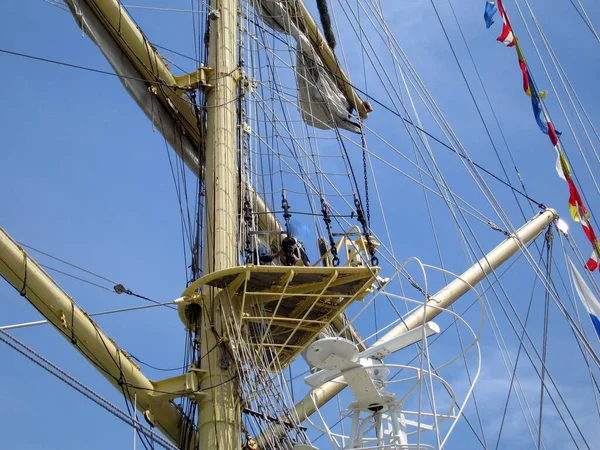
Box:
[196,0,241,447]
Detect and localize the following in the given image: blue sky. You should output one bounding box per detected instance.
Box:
[1,0,600,448]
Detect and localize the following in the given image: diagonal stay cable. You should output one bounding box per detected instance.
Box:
[0,328,179,450]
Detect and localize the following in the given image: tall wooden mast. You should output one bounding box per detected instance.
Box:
[198,0,240,447]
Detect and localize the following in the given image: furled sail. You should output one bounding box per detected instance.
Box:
[255,0,293,34]
[65,0,201,172]
[254,0,361,133]
[295,36,361,133]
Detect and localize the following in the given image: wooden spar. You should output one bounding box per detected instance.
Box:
[256,208,558,447]
[0,227,194,448]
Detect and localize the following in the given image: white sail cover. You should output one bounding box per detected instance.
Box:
[254,0,361,133]
[65,0,201,173]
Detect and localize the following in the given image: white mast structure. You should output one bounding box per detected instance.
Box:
[0,0,561,448]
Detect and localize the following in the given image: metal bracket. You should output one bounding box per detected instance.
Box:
[149,368,207,402]
[232,68,256,92]
[173,65,214,92]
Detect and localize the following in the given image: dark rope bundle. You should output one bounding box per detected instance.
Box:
[316,0,336,49]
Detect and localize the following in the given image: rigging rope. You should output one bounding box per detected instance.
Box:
[21,1,600,447]
[0,329,179,450]
[565,0,600,41]
[0,31,546,212]
[537,227,554,449]
[360,131,371,226]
